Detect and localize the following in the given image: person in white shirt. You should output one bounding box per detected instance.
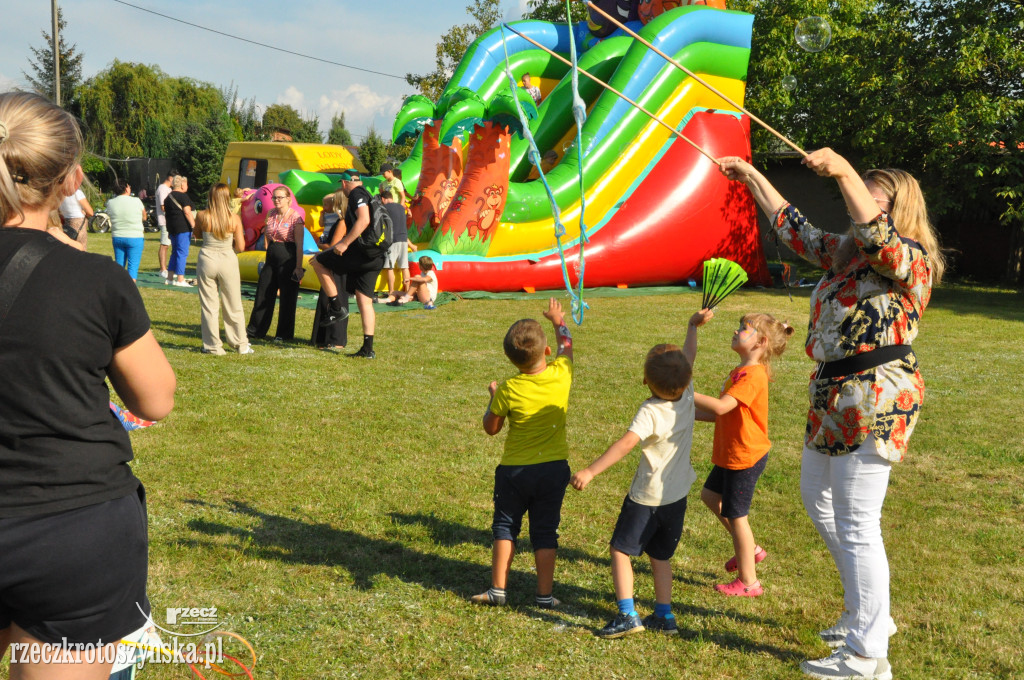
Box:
[58,187,93,247]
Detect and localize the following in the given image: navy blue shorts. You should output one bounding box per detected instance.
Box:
[0,485,150,644]
[703,452,769,519]
[491,460,570,550]
[609,495,688,561]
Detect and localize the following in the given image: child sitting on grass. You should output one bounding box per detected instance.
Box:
[570,309,713,638]
[695,313,793,597]
[473,298,574,609]
[396,256,438,309]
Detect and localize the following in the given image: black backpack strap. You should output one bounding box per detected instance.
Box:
[0,235,60,330]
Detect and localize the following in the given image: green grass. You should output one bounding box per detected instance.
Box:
[12,232,1024,679]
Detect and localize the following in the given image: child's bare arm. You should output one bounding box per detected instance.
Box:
[695,405,717,422]
[570,431,641,491]
[694,391,739,416]
[684,309,714,368]
[543,298,573,361]
[483,380,505,435]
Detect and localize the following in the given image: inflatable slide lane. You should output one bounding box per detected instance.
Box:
[388,4,769,292]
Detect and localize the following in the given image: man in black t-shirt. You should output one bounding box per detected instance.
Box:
[311,170,384,358]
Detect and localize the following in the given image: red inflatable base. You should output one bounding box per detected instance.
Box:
[420,111,769,293]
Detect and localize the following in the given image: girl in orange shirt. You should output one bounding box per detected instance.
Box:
[695,313,794,596]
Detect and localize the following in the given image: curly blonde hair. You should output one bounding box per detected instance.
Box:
[741,313,795,379]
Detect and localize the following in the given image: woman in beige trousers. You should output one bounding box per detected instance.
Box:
[193,183,253,355]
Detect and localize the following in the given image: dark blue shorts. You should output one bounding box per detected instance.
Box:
[609,495,688,561]
[0,485,150,644]
[491,460,570,550]
[703,452,769,519]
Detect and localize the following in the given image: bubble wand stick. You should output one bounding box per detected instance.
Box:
[584,1,808,158]
[503,25,719,166]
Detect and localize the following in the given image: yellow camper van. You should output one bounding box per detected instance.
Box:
[219,141,366,190]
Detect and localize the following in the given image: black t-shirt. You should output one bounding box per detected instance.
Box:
[345,185,380,257]
[0,228,151,517]
[163,190,194,235]
[384,202,408,242]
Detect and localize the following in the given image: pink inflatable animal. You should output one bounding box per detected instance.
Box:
[239,183,305,250]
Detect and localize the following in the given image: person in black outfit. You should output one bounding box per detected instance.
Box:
[311,170,385,358]
[0,91,176,679]
[246,185,306,342]
[312,189,348,349]
[163,174,195,287]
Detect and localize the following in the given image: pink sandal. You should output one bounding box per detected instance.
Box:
[715,578,763,597]
[725,546,767,573]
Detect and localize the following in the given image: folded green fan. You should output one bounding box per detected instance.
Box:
[701,258,748,309]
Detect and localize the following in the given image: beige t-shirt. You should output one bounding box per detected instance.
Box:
[626,385,697,506]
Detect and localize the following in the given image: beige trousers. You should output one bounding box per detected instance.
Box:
[197,247,249,354]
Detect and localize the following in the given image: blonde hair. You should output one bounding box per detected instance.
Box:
[330,188,347,217]
[862,168,945,284]
[200,183,234,240]
[0,92,83,227]
[741,312,794,379]
[644,344,692,400]
[172,175,188,190]
[503,319,547,368]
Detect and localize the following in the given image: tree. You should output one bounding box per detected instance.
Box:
[730,0,1024,284]
[406,0,502,101]
[220,82,264,141]
[327,112,353,146]
[77,61,234,195]
[261,103,321,143]
[359,128,387,175]
[23,7,83,109]
[523,0,586,22]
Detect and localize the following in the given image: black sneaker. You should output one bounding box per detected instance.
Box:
[596,613,644,639]
[320,305,348,327]
[348,347,376,359]
[642,613,678,635]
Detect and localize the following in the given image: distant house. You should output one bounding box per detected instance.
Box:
[270,128,293,142]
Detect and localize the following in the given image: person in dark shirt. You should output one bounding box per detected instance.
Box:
[378,191,409,304]
[162,174,195,287]
[0,91,176,678]
[311,170,385,358]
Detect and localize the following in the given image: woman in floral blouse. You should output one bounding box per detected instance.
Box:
[718,149,944,680]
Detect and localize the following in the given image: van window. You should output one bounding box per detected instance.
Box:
[238,158,268,190]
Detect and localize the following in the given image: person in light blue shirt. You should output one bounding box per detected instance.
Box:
[105,179,147,281]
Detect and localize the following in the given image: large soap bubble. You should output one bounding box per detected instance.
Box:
[782,75,798,91]
[795,16,832,53]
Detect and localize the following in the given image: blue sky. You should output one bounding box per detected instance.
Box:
[0,0,532,143]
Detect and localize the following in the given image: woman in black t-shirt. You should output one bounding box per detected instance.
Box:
[0,92,176,678]
[163,174,195,287]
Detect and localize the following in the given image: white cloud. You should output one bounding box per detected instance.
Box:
[504,0,532,21]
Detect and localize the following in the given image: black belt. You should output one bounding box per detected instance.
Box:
[814,345,913,380]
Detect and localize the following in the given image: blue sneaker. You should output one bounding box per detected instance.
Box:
[642,613,678,635]
[596,613,644,639]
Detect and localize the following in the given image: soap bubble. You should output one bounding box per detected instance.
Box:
[782,75,798,91]
[795,16,832,53]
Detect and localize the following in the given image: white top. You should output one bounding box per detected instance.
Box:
[58,190,87,219]
[425,270,438,303]
[155,183,171,226]
[626,384,697,506]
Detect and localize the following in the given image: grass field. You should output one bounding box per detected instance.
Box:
[7,233,1023,679]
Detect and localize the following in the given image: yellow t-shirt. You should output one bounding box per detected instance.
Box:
[490,355,573,466]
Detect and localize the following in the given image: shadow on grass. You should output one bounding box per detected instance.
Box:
[387,511,609,569]
[182,501,797,659]
[184,500,612,606]
[924,284,1024,322]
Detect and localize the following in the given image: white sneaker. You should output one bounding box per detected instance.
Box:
[820,612,898,648]
[239,346,254,355]
[800,646,892,680]
[172,280,193,288]
[158,270,168,278]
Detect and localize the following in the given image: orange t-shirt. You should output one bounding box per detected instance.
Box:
[711,364,770,470]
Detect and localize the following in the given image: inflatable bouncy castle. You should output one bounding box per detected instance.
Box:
[240,1,769,293]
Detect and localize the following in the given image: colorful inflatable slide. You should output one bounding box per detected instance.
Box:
[392,2,769,291]
[239,2,769,293]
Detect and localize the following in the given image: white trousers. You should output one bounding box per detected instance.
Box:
[800,435,892,658]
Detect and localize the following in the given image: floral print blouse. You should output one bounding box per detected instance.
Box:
[772,204,933,462]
